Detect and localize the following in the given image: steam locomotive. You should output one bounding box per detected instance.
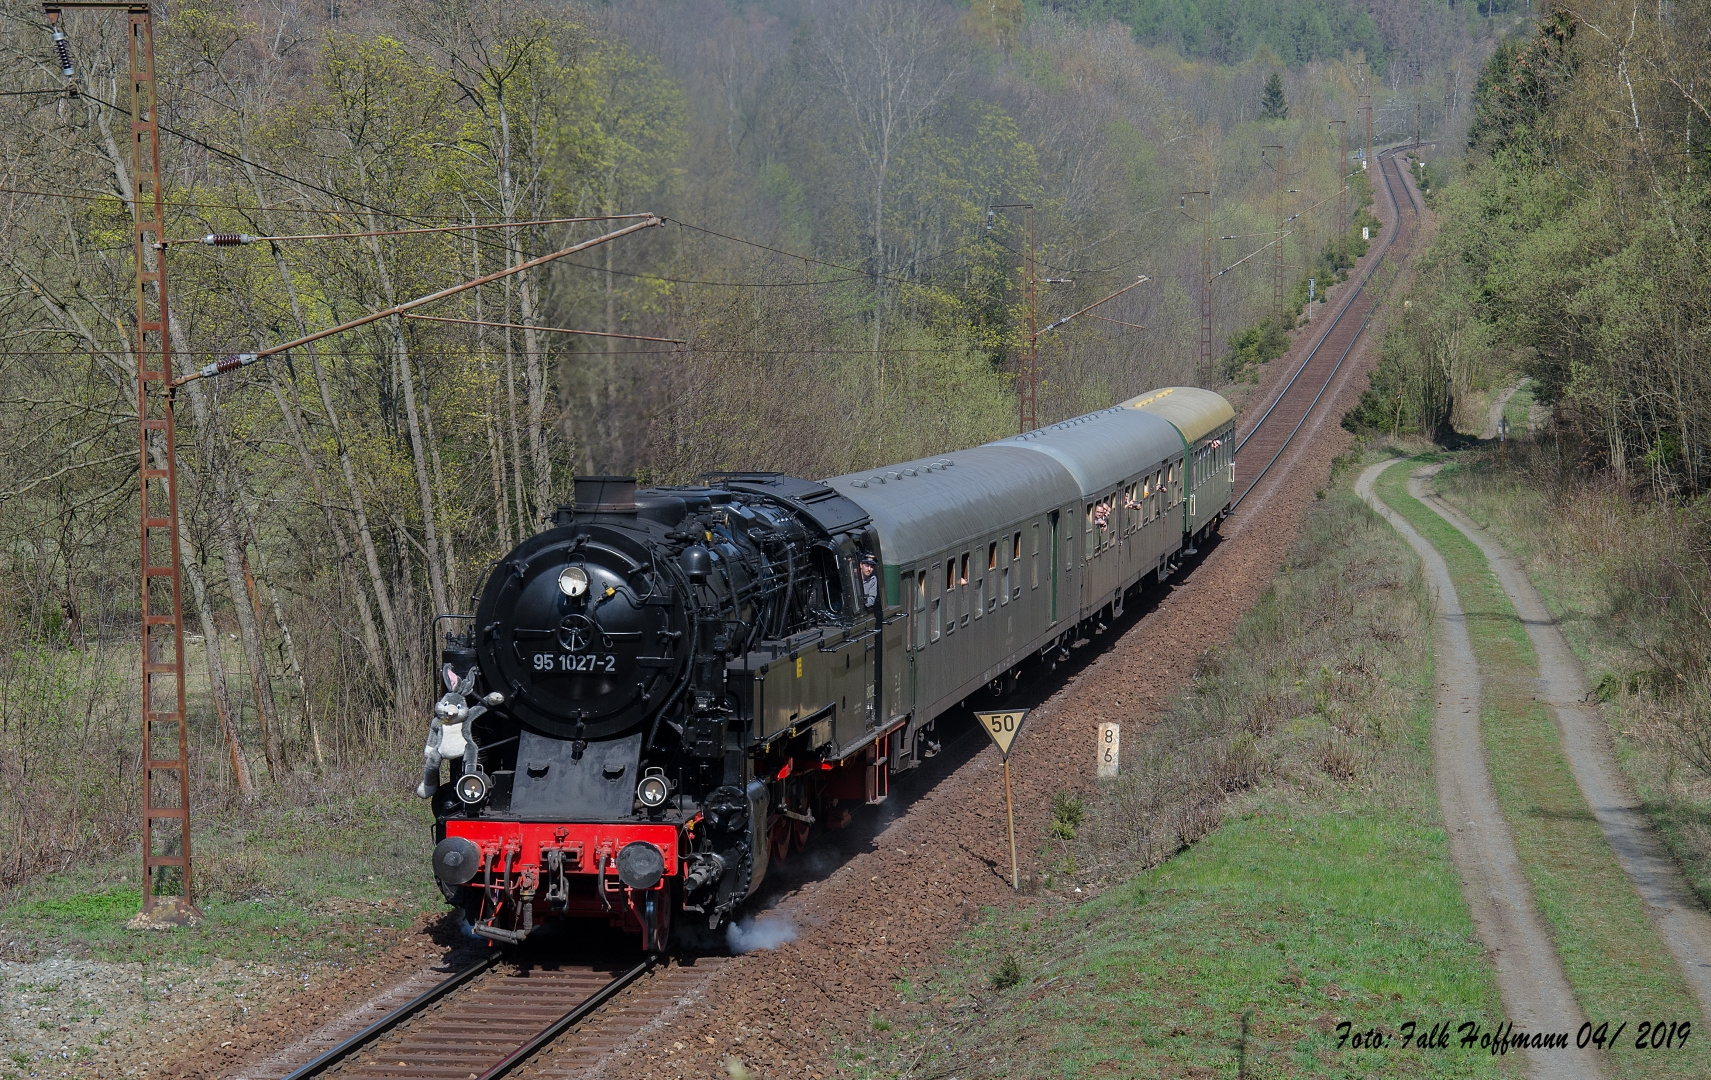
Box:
[419,387,1235,949]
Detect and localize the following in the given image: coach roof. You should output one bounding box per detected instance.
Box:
[1120,386,1235,446]
[825,447,1079,566]
[987,406,1184,498]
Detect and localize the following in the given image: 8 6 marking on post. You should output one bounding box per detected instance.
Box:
[1097,722,1120,777]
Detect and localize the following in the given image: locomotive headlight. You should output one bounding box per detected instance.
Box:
[557,565,590,597]
[454,770,490,805]
[636,767,671,808]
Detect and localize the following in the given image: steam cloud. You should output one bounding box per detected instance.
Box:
[726,915,798,953]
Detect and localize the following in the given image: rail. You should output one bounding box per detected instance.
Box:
[275,954,654,1080]
[1231,145,1421,510]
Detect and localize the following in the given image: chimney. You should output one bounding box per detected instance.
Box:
[573,476,638,514]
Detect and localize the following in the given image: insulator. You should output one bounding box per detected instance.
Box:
[52,29,75,79]
[195,353,259,380]
[201,233,254,246]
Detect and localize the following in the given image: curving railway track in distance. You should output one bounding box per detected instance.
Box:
[1232,143,1422,507]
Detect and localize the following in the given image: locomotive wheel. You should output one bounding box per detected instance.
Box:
[642,886,672,954]
[768,815,792,861]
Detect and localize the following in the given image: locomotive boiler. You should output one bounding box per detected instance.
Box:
[419,388,1236,949]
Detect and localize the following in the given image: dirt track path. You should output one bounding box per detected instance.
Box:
[1481,382,1524,441]
[1418,472,1711,1020]
[1359,459,1597,1080]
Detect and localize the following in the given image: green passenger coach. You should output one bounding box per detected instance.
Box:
[1120,387,1236,551]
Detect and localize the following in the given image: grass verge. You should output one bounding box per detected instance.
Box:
[850,463,1512,1078]
[0,779,442,966]
[1376,457,1704,1078]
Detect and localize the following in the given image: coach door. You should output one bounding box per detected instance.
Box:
[1049,510,1060,624]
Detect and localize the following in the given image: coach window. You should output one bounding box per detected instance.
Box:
[974,574,985,619]
[1030,523,1040,589]
[913,571,927,648]
[945,558,957,635]
[960,553,971,625]
[930,567,942,642]
[988,541,998,572]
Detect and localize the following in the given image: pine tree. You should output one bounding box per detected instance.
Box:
[1260,72,1289,120]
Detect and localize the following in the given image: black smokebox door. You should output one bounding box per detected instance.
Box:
[509,730,643,820]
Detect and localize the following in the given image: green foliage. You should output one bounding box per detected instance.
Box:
[1375,1,1711,481]
[1049,790,1086,840]
[1344,325,1453,438]
[1259,71,1288,120]
[1466,12,1577,156]
[1049,0,1385,70]
[1436,451,1711,906]
[1220,316,1289,382]
[989,952,1024,991]
[19,889,141,923]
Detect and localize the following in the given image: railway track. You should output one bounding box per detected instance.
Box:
[257,950,728,1080]
[1232,144,1422,507]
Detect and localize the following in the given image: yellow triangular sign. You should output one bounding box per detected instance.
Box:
[974,709,1028,758]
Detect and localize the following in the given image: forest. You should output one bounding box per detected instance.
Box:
[1351,0,1711,488]
[0,0,1501,881]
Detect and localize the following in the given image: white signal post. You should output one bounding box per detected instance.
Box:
[974,709,1028,889]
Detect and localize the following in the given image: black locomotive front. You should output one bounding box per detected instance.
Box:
[419,475,875,948]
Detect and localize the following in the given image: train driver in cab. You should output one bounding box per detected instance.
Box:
[859,555,879,610]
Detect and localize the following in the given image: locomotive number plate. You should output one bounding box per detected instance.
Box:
[532,652,617,673]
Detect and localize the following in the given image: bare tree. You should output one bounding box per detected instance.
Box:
[816,0,958,404]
